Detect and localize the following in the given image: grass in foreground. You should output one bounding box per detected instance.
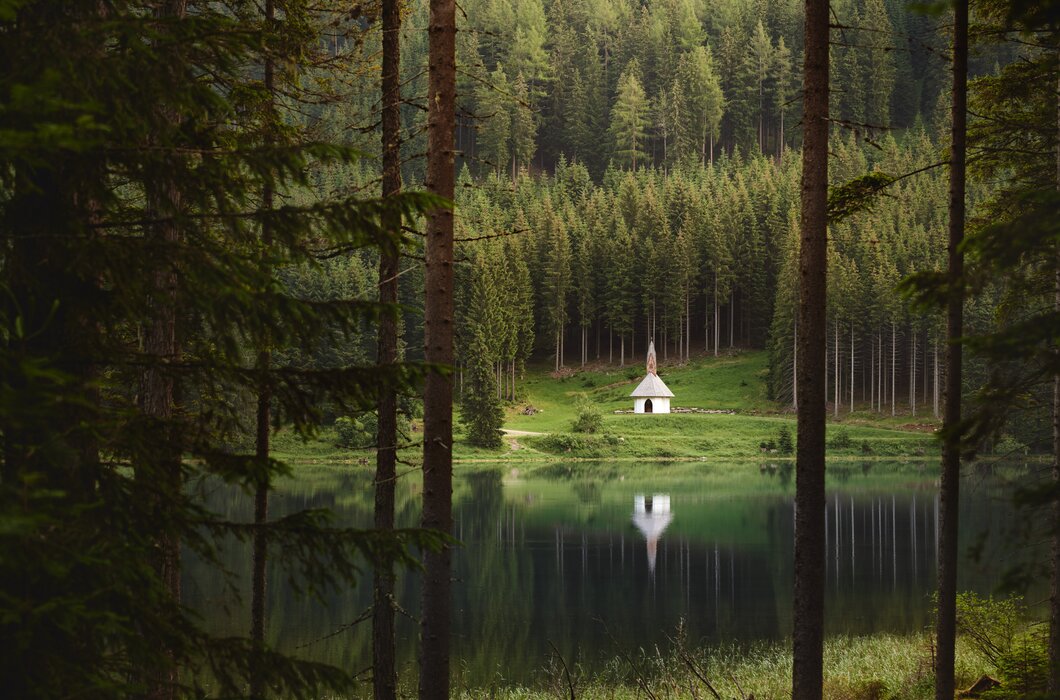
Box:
[415,633,987,700]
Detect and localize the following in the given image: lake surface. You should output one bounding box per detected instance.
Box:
[183,460,1034,687]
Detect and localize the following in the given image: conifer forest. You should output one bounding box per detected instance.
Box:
[3,0,1060,699]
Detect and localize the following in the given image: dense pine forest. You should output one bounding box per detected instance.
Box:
[307,0,1026,441]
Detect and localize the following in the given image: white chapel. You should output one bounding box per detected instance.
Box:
[629,340,674,413]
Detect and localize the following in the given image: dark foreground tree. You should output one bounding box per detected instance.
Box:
[0,3,440,697]
[374,0,403,695]
[792,0,829,697]
[936,1,968,697]
[420,0,457,693]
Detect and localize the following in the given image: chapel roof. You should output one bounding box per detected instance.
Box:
[630,372,674,398]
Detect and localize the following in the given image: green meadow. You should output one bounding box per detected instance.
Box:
[274,350,940,464]
[464,349,937,462]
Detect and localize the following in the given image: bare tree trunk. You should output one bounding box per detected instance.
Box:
[729,289,734,348]
[911,332,917,416]
[686,286,691,360]
[793,318,798,411]
[621,335,625,366]
[420,0,456,692]
[792,0,829,693]
[850,324,855,414]
[834,322,840,417]
[371,2,403,673]
[879,333,884,413]
[714,274,720,357]
[935,2,967,696]
[934,337,940,418]
[891,322,896,417]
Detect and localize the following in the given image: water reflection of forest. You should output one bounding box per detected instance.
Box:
[183,462,1032,686]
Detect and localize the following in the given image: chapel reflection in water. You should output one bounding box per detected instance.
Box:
[632,493,673,574]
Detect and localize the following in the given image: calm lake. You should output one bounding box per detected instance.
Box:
[184,460,1033,688]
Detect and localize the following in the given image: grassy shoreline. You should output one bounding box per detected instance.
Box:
[362,633,993,700]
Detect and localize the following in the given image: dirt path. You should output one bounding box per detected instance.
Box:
[501,429,547,437]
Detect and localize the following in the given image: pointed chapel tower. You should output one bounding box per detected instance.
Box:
[629,340,673,413]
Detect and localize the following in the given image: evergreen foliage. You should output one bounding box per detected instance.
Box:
[0,1,442,695]
[461,333,505,448]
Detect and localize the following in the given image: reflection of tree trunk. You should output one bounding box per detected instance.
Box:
[792,0,828,694]
[373,0,402,694]
[420,0,456,693]
[935,2,967,698]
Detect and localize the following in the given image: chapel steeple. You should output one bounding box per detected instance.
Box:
[630,339,673,413]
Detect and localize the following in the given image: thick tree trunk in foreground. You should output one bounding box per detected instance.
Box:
[792,0,828,695]
[374,0,402,695]
[419,0,455,693]
[935,2,967,698]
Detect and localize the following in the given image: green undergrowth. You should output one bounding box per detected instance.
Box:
[455,635,985,700]
[362,633,990,700]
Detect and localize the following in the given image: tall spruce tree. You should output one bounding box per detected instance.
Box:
[792,0,829,696]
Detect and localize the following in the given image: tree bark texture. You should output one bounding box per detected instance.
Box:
[419,0,456,694]
[374,0,402,695]
[935,2,967,698]
[792,0,828,696]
